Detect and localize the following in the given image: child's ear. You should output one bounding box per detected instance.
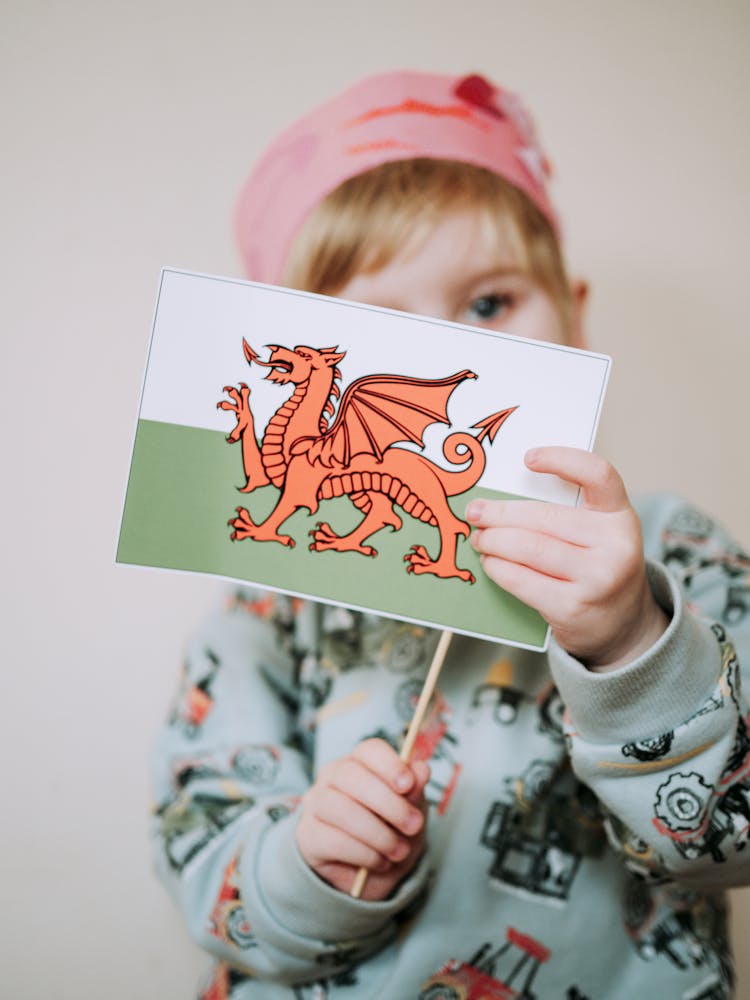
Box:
[568,278,589,350]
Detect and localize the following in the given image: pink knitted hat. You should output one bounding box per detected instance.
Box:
[235,70,557,284]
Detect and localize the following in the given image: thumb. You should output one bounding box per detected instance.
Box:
[525,446,629,513]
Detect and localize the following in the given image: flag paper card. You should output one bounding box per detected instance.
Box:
[117,268,611,649]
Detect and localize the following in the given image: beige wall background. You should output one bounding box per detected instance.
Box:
[3,1,749,997]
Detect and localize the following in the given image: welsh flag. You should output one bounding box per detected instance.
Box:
[117,269,610,650]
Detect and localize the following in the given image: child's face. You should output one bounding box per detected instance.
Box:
[336,208,580,346]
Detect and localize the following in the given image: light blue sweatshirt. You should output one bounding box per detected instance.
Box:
[152,494,750,999]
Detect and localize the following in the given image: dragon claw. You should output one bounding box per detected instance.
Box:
[228,506,294,546]
[403,543,474,583]
[309,521,379,557]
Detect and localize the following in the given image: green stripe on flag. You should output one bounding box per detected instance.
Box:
[118,419,547,648]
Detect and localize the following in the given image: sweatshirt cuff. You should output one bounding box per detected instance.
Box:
[547,561,722,744]
[253,812,430,943]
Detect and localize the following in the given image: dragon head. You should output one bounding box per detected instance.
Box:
[243,340,345,386]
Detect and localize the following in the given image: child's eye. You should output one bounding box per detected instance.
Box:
[467,294,512,322]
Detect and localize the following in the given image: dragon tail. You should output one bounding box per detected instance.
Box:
[438,406,518,496]
[473,406,518,444]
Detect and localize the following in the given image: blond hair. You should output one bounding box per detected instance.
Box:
[282,159,575,336]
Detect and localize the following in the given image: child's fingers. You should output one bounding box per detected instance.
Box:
[525,447,630,513]
[297,745,431,900]
[466,497,591,547]
[296,738,430,896]
[470,525,580,581]
[320,759,424,841]
[478,554,567,620]
[352,737,415,793]
[312,783,415,861]
[351,738,429,822]
[465,453,635,548]
[300,819,391,872]
[297,780,409,869]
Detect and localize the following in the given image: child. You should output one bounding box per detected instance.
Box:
[152,71,750,999]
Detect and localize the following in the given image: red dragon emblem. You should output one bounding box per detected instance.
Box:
[217,341,516,583]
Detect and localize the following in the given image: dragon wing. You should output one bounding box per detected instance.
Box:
[293,369,477,468]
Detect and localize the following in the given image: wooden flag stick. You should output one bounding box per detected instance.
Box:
[349,629,453,899]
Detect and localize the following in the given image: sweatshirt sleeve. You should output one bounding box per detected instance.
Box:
[547,494,750,890]
[150,587,428,985]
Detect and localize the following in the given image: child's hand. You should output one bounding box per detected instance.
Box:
[467,446,669,671]
[295,738,430,901]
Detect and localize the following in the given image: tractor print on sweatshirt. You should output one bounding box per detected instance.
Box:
[480,760,605,902]
[650,631,750,865]
[623,878,735,996]
[661,505,750,625]
[419,926,591,999]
